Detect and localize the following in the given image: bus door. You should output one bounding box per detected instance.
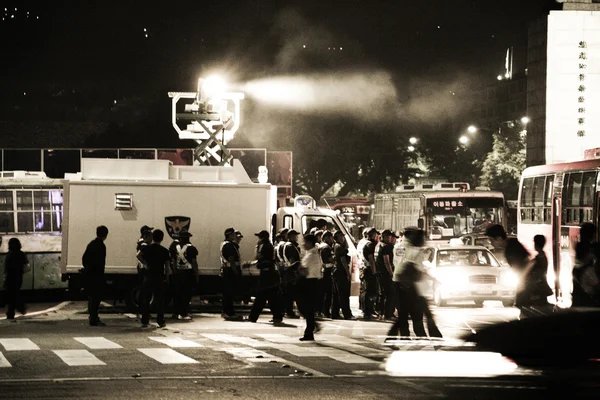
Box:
[552,194,561,299]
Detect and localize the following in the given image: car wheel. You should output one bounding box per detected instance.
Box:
[433,286,446,307]
[474,300,484,307]
[502,300,514,308]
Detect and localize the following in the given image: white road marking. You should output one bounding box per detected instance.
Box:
[0,352,11,368]
[138,348,198,364]
[324,341,387,356]
[0,301,72,321]
[254,333,300,344]
[275,344,319,357]
[201,334,272,348]
[0,338,40,351]
[314,348,378,364]
[317,334,359,343]
[149,337,203,348]
[74,337,122,350]
[223,347,329,377]
[53,350,106,366]
[351,324,365,338]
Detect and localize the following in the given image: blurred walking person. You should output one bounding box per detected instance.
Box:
[82,226,109,326]
[246,230,283,324]
[3,238,29,320]
[573,223,600,307]
[387,228,428,339]
[361,228,380,320]
[297,234,322,340]
[137,229,170,328]
[519,235,553,317]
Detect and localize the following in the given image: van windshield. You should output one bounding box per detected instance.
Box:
[302,215,356,246]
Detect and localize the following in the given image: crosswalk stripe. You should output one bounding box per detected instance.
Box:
[223,347,275,359]
[74,337,123,350]
[138,348,198,364]
[0,352,11,368]
[53,350,106,366]
[254,333,301,344]
[0,338,40,351]
[201,334,271,348]
[325,341,388,356]
[275,344,319,357]
[316,334,359,343]
[314,348,378,364]
[149,337,203,348]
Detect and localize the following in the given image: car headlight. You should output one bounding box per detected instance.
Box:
[441,274,469,289]
[502,270,519,288]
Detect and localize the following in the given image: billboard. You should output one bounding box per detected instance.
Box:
[546,10,600,163]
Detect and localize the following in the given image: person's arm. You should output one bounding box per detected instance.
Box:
[383,253,393,276]
[367,254,376,274]
[136,250,146,265]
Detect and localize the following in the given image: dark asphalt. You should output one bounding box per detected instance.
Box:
[0,299,598,399]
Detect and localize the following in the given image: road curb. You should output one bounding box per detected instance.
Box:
[0,301,72,321]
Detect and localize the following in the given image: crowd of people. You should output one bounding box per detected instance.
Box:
[4,221,600,340]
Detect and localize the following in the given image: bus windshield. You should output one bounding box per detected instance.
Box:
[426,197,505,239]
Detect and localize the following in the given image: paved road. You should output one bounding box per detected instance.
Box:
[0,299,599,399]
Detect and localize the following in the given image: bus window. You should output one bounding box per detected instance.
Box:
[0,213,14,233]
[0,191,12,210]
[581,171,597,207]
[533,177,545,207]
[544,175,554,206]
[565,172,583,207]
[521,177,534,207]
[17,191,33,210]
[283,215,293,229]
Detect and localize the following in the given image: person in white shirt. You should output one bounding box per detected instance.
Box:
[297,234,322,341]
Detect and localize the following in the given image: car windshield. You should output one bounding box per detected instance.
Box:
[436,249,500,267]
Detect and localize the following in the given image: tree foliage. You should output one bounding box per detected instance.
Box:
[480,125,526,200]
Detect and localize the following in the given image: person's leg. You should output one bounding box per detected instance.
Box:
[322,269,333,317]
[249,290,267,322]
[408,287,426,338]
[266,286,283,321]
[419,296,442,338]
[331,274,342,318]
[140,279,151,325]
[155,279,166,326]
[222,270,236,317]
[382,275,395,319]
[182,270,195,316]
[303,280,317,338]
[336,274,353,319]
[388,282,410,337]
[5,284,16,319]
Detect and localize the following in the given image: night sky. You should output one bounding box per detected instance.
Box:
[0,0,560,148]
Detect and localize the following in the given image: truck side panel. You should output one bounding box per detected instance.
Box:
[64,182,275,276]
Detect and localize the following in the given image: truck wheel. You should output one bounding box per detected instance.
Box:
[433,286,446,307]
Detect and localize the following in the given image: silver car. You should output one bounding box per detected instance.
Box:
[414,244,518,307]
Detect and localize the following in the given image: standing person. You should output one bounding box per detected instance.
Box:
[573,223,599,307]
[220,227,242,320]
[486,224,530,308]
[136,226,153,284]
[246,230,283,324]
[387,228,428,339]
[282,229,301,318]
[519,235,554,317]
[362,228,380,320]
[316,219,329,233]
[375,230,398,320]
[137,229,170,328]
[357,228,370,316]
[331,231,355,320]
[170,231,199,320]
[235,230,244,245]
[3,238,29,320]
[297,234,322,341]
[82,226,109,327]
[319,231,335,318]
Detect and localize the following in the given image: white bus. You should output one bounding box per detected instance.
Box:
[0,171,66,292]
[518,158,600,306]
[373,183,507,241]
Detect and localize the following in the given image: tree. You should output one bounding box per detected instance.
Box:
[480,124,526,200]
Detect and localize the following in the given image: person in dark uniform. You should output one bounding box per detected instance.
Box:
[361,228,380,320]
[316,219,329,233]
[282,229,301,318]
[331,231,355,320]
[137,229,170,328]
[82,225,109,327]
[235,230,244,246]
[246,230,282,323]
[319,231,335,318]
[221,227,242,320]
[375,229,398,320]
[3,238,29,320]
[297,234,322,340]
[136,226,153,284]
[170,231,199,320]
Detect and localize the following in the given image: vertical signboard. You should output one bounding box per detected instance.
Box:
[546,10,600,163]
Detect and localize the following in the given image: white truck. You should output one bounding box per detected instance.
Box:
[61,158,358,306]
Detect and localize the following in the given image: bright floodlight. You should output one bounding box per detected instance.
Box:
[409,137,418,145]
[459,135,469,145]
[200,76,226,101]
[497,75,503,81]
[521,116,530,125]
[467,125,477,134]
[408,145,415,152]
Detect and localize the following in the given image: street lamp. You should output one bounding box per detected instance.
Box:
[459,135,469,145]
[408,145,415,152]
[409,137,418,145]
[521,116,530,125]
[467,125,478,134]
